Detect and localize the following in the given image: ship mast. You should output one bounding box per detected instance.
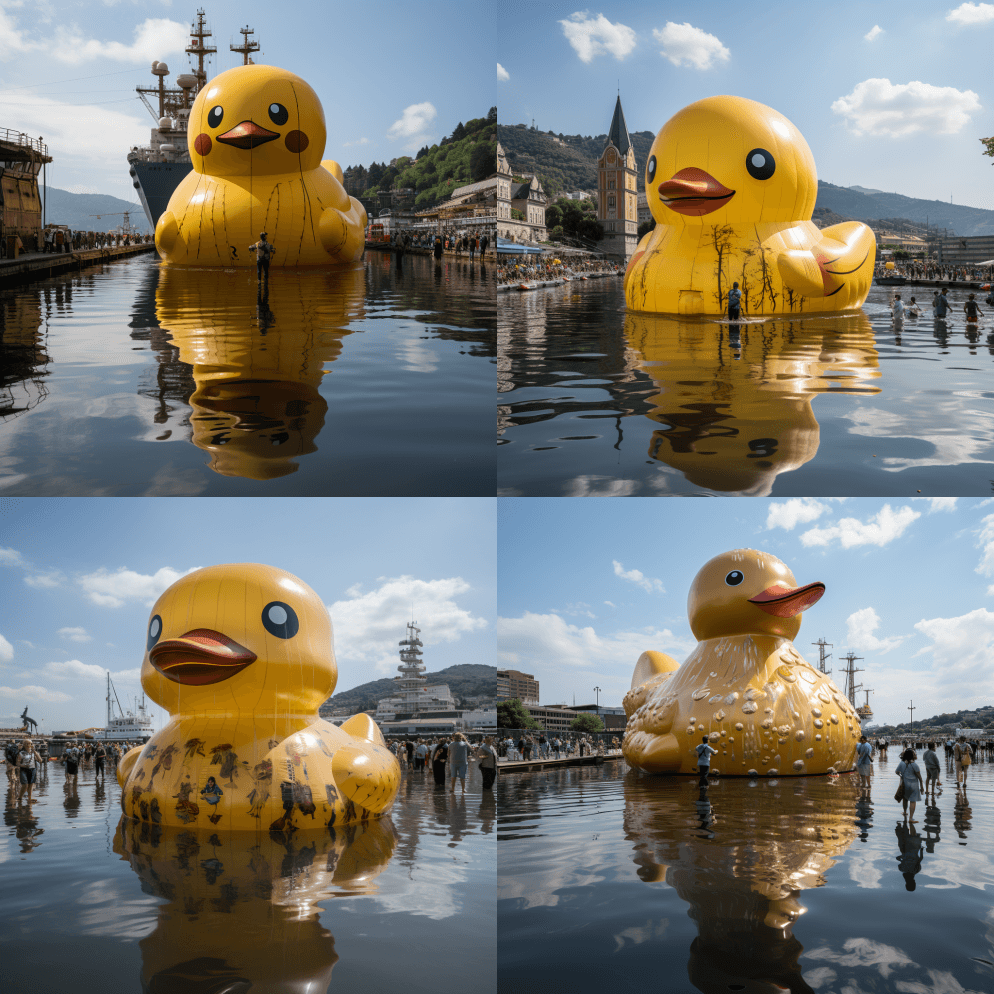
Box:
[231,25,260,65]
[811,637,832,675]
[186,8,217,90]
[840,651,864,708]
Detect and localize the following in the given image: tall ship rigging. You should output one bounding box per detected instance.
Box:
[127,11,261,229]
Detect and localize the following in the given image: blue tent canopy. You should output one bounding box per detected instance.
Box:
[496,237,544,255]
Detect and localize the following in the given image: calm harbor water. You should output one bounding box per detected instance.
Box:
[498,754,994,994]
[0,251,495,495]
[498,278,994,496]
[2,760,494,993]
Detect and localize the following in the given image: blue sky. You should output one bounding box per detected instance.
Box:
[497,2,994,210]
[497,497,994,727]
[0,0,495,201]
[0,497,494,734]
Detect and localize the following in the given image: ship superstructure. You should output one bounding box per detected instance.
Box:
[375,622,455,720]
[127,10,262,229]
[98,672,154,740]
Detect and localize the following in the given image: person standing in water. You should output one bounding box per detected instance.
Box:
[727,282,741,321]
[695,736,717,786]
[964,294,984,323]
[855,735,874,788]
[249,232,274,282]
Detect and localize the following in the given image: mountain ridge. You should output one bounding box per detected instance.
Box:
[322,664,496,715]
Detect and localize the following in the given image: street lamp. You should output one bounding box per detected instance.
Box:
[594,686,601,717]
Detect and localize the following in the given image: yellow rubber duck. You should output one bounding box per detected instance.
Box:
[117,563,400,829]
[626,310,881,494]
[623,549,860,776]
[155,64,367,267]
[625,96,876,315]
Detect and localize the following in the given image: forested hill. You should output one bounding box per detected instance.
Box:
[321,664,496,714]
[875,704,994,735]
[498,124,994,236]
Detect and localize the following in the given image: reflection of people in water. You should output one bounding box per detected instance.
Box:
[854,792,873,842]
[625,310,881,495]
[953,787,972,842]
[694,784,715,839]
[923,798,941,854]
[894,821,924,891]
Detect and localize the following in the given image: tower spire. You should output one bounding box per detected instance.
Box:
[606,94,632,155]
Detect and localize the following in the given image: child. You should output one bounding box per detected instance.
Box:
[964,294,984,323]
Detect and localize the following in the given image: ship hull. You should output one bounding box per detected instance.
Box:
[130,160,192,229]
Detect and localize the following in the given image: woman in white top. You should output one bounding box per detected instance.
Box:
[16,737,40,803]
[895,748,924,823]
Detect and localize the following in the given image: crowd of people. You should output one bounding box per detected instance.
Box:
[891,286,994,325]
[382,230,492,261]
[497,257,620,286]
[497,731,622,761]
[387,733,498,791]
[877,261,994,282]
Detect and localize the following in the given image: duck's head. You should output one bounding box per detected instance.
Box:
[688,549,823,641]
[141,563,335,715]
[646,96,816,227]
[188,65,326,177]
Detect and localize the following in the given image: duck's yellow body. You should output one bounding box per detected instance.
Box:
[623,549,860,776]
[117,563,400,829]
[625,96,875,315]
[155,65,366,267]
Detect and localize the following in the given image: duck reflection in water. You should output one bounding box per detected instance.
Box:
[624,774,861,994]
[155,265,364,480]
[114,814,396,994]
[625,311,880,495]
[894,821,924,891]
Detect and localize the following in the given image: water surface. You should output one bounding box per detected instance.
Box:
[498,754,994,993]
[2,759,494,993]
[498,279,994,495]
[1,251,494,495]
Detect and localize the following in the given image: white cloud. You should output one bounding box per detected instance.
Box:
[388,102,437,139]
[561,602,596,618]
[864,25,884,41]
[911,497,957,513]
[77,565,199,607]
[0,546,24,565]
[831,78,982,137]
[0,684,71,703]
[559,12,637,63]
[612,560,664,594]
[846,607,905,654]
[51,18,188,65]
[328,575,486,675]
[895,970,989,994]
[58,626,91,643]
[800,504,920,548]
[497,62,510,81]
[766,497,830,530]
[603,600,615,608]
[652,22,730,70]
[24,571,62,588]
[912,607,994,704]
[342,137,368,148]
[975,513,994,576]
[947,3,994,25]
[806,938,916,978]
[44,659,105,680]
[0,633,12,662]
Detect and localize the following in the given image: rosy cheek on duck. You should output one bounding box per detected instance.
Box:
[195,134,212,156]
[285,130,308,153]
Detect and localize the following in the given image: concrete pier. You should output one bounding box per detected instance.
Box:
[0,242,156,289]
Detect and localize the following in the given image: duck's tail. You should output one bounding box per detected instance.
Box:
[631,650,680,690]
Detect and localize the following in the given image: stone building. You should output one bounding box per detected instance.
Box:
[597,96,638,261]
[496,141,547,243]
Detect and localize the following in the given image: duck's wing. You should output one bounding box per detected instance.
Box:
[631,649,680,690]
[117,744,143,788]
[778,221,876,298]
[332,714,400,814]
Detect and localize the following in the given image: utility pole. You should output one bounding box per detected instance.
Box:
[812,637,832,675]
[840,651,863,708]
[594,686,601,717]
[908,700,915,736]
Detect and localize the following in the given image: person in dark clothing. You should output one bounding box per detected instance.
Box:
[477,737,497,789]
[727,281,742,321]
[935,288,949,319]
[405,740,415,768]
[480,234,489,257]
[431,738,448,785]
[433,236,444,260]
[249,232,274,281]
[964,293,984,323]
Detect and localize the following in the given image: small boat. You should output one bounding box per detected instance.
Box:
[874,276,907,286]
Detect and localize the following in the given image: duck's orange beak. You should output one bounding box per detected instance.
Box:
[217,120,279,149]
[150,629,256,685]
[749,582,825,617]
[658,167,735,216]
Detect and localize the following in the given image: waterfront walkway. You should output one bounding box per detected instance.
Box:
[499,750,622,773]
[0,242,156,288]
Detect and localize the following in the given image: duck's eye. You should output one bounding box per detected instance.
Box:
[147,614,162,651]
[745,148,775,180]
[647,155,656,184]
[725,571,744,586]
[268,103,288,126]
[262,601,299,639]
[207,106,223,129]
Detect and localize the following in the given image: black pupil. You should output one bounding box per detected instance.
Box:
[208,106,223,128]
[268,103,288,125]
[726,571,743,586]
[647,155,656,183]
[745,147,775,180]
[262,600,299,639]
[147,614,162,650]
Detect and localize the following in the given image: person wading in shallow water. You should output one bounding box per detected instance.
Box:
[695,736,717,786]
[249,232,274,282]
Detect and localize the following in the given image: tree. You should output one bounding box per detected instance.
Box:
[982,135,994,162]
[577,217,603,241]
[545,202,562,230]
[469,140,495,182]
[511,208,524,220]
[487,106,497,123]
[416,145,429,160]
[637,218,656,241]
[570,713,604,733]
[452,121,466,141]
[498,698,541,730]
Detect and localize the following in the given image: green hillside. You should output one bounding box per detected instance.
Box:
[873,704,994,736]
[321,664,496,715]
[44,187,152,235]
[344,108,497,208]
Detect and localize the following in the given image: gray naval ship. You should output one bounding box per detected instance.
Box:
[127,10,260,229]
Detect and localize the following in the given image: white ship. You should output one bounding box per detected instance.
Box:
[97,673,154,741]
[375,622,456,720]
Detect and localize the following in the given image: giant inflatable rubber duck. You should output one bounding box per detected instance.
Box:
[625,96,875,315]
[155,265,365,479]
[117,563,400,829]
[155,64,367,267]
[623,549,860,776]
[625,310,881,494]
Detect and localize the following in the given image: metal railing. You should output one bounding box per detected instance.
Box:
[0,128,48,157]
